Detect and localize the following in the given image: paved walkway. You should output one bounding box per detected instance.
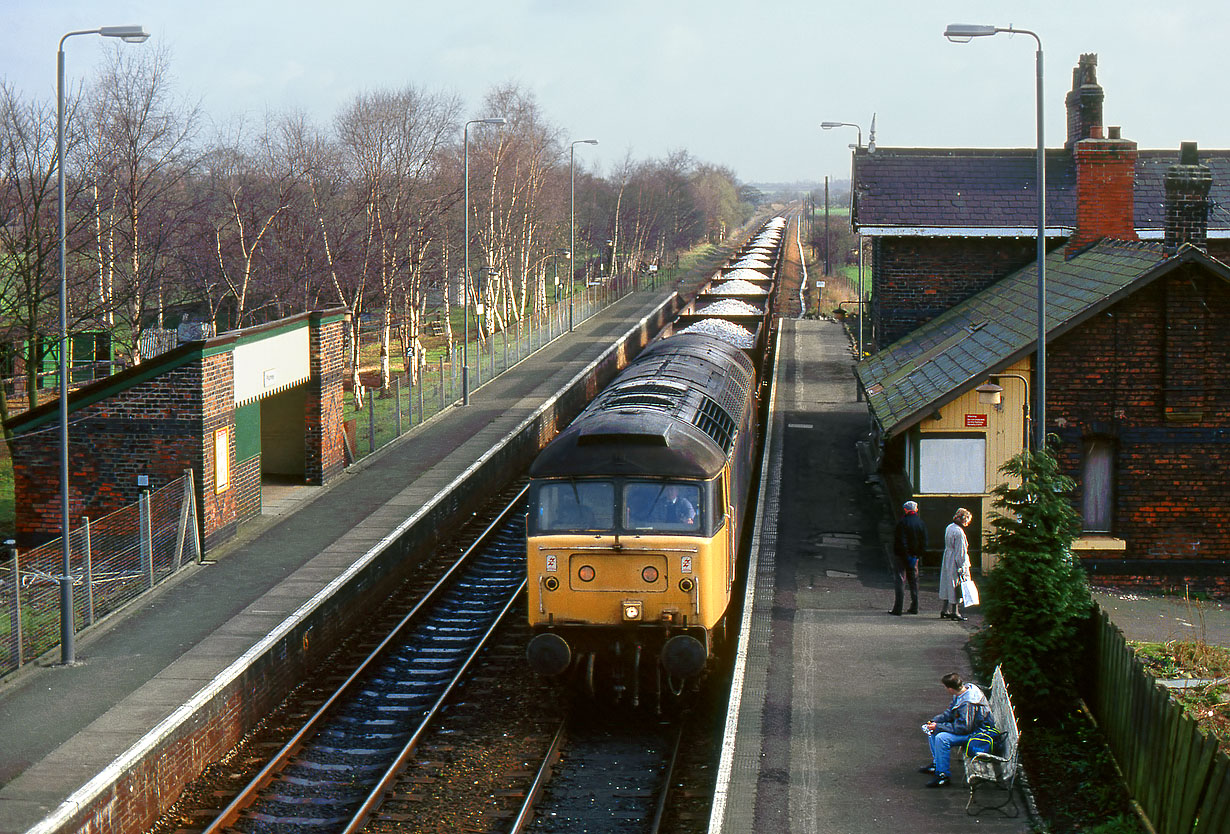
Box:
[713,318,1031,833]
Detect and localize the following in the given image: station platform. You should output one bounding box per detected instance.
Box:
[710,318,1034,833]
[0,289,675,834]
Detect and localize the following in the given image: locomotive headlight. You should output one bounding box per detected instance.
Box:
[679,577,695,593]
[622,600,643,621]
[543,575,559,592]
[578,565,596,582]
[641,565,659,583]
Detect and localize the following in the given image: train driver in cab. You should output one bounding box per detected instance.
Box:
[656,485,698,528]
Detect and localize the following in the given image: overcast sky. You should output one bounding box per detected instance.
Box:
[3,0,1225,186]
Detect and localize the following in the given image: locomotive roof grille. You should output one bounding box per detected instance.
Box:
[693,396,737,452]
[597,380,688,414]
[606,392,676,411]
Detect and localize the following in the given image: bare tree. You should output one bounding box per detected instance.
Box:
[85,44,201,364]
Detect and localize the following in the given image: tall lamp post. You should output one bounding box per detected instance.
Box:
[569,138,598,332]
[820,120,864,358]
[462,117,505,406]
[56,24,150,666]
[945,23,1046,451]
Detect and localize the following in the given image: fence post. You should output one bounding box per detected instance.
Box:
[439,354,445,412]
[186,469,203,563]
[8,540,21,668]
[367,386,375,454]
[140,490,154,588]
[394,375,402,436]
[418,356,425,425]
[82,518,94,627]
[173,471,192,571]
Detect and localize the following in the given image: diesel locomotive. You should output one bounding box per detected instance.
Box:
[524,217,786,702]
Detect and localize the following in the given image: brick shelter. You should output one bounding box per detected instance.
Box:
[6,309,347,553]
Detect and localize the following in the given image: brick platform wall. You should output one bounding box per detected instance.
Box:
[871,236,1037,348]
[1048,267,1230,591]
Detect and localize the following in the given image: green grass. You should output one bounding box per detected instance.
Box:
[0,447,12,537]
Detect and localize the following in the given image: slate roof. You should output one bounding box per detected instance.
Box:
[855,240,1230,437]
[852,148,1230,232]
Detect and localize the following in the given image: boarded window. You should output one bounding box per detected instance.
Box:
[1082,438,1114,532]
[918,436,985,494]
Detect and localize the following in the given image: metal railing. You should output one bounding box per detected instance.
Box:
[0,470,202,675]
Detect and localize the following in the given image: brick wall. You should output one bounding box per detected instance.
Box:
[199,349,238,551]
[10,353,206,545]
[306,311,346,485]
[871,236,1038,348]
[1048,266,1230,592]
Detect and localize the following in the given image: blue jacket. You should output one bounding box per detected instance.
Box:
[931,684,994,736]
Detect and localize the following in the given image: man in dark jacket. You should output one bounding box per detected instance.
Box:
[890,501,926,615]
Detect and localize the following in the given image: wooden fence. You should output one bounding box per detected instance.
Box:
[1083,607,1230,833]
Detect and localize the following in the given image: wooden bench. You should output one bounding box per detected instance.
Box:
[964,665,1022,816]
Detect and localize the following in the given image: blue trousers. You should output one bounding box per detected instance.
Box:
[928,731,971,776]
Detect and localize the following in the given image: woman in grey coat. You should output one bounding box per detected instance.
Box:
[939,508,972,620]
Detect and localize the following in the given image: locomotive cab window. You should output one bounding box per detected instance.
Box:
[535,480,614,532]
[624,481,702,533]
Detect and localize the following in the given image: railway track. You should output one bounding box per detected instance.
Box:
[200,487,530,834]
[508,712,685,834]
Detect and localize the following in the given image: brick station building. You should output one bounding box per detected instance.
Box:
[6,309,347,552]
[852,55,1230,593]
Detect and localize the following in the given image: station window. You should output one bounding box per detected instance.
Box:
[916,435,985,494]
[1081,438,1114,533]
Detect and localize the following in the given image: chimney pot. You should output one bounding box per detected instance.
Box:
[1090,125,1103,139]
[1107,126,1121,140]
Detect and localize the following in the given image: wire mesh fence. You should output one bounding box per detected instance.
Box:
[346,273,659,461]
[0,471,202,675]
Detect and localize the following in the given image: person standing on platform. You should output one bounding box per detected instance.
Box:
[919,672,994,787]
[889,501,926,616]
[939,508,973,621]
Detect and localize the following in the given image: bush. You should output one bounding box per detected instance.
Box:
[978,445,1093,711]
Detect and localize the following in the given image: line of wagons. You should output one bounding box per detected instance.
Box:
[524,216,788,706]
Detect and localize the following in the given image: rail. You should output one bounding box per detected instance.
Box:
[201,485,529,834]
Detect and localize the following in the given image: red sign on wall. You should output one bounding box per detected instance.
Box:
[965,414,988,428]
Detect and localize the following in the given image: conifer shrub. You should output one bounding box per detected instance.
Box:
[978,444,1093,711]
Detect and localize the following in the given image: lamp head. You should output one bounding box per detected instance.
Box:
[576,138,598,146]
[481,117,506,126]
[820,122,842,130]
[944,24,998,43]
[100,25,150,43]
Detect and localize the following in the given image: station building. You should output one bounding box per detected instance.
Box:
[5,309,348,552]
[852,55,1230,592]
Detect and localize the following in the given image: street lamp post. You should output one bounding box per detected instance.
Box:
[821,120,865,358]
[569,139,598,332]
[945,23,1046,451]
[56,24,149,666]
[462,117,505,406]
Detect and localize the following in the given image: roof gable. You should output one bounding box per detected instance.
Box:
[856,241,1230,437]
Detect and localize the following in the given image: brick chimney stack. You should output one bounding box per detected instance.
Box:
[1065,54,1104,149]
[1164,141,1212,252]
[1067,124,1139,255]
